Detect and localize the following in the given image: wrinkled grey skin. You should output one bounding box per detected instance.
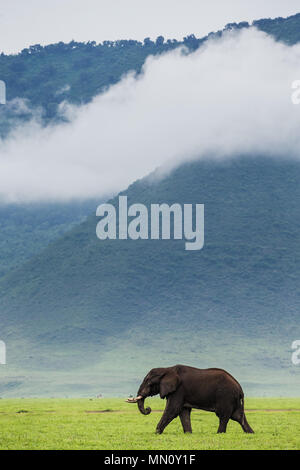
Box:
[128,365,254,435]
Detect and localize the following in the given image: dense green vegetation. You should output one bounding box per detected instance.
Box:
[0,36,204,135]
[1,13,300,135]
[0,157,299,396]
[0,398,299,450]
[0,200,99,277]
[253,13,300,44]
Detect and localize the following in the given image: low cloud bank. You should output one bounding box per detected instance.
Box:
[1,28,300,203]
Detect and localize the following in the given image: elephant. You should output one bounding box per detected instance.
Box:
[126,365,254,434]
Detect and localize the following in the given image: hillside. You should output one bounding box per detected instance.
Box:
[1,13,300,136]
[0,200,100,278]
[0,156,299,397]
[1,12,300,281]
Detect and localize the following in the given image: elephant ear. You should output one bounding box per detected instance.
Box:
[159,370,181,399]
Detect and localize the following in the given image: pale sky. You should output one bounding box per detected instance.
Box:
[0,0,300,54]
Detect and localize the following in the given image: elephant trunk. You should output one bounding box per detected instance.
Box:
[137,397,152,415]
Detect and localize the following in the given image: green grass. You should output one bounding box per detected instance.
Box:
[0,398,299,450]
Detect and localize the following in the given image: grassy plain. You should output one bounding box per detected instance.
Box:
[0,398,299,450]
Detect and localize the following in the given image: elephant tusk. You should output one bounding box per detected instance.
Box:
[125,395,143,403]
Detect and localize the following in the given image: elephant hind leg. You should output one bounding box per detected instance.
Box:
[179,407,192,433]
[231,409,254,433]
[217,416,230,433]
[215,401,233,433]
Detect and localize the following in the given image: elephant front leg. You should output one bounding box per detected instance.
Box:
[179,407,192,433]
[156,398,182,434]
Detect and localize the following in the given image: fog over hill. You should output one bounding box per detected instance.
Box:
[2,26,300,203]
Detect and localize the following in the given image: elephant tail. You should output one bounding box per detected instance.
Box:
[239,393,254,433]
[240,394,244,414]
[235,391,245,423]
